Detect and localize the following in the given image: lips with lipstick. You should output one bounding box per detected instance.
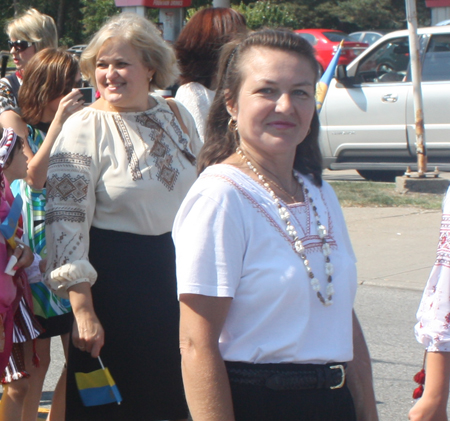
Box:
[268,121,296,130]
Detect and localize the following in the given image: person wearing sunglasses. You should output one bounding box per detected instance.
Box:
[0,9,57,139]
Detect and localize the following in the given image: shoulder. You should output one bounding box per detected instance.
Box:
[52,107,107,154]
[0,78,11,89]
[182,165,250,210]
[62,107,104,130]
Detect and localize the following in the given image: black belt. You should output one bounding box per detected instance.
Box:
[225,361,347,391]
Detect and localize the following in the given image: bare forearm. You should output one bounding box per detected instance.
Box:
[423,352,450,405]
[0,110,27,138]
[409,352,450,420]
[347,311,379,421]
[181,347,235,421]
[25,120,63,189]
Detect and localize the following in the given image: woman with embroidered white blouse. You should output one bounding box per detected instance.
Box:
[45,13,201,421]
[173,29,378,421]
[410,188,450,421]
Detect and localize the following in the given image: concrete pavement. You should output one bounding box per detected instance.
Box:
[344,206,442,291]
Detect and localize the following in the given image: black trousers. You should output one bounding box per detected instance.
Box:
[229,380,356,421]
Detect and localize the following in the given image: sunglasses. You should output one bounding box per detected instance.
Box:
[8,40,34,52]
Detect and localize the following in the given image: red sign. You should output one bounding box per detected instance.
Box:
[115,0,191,7]
[425,0,450,6]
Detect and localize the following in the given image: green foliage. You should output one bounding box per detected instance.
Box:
[234,1,306,30]
[81,0,120,42]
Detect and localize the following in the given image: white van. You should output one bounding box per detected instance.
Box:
[320,26,450,181]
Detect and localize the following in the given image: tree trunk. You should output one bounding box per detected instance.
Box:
[57,0,66,38]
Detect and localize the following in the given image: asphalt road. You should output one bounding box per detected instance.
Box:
[38,285,430,420]
[19,169,450,418]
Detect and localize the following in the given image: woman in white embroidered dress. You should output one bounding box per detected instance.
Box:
[174,7,247,143]
[45,13,201,421]
[410,188,450,421]
[173,29,378,421]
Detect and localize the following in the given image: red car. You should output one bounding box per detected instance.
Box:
[294,29,368,72]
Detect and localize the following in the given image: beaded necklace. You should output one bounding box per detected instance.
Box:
[236,147,334,306]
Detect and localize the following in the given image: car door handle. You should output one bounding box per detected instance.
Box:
[382,93,398,103]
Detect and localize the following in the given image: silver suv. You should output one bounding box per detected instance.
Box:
[319,26,450,181]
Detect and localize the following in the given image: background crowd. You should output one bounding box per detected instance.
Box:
[0,6,447,421]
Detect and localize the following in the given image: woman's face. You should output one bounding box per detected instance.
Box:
[9,38,36,71]
[227,47,316,160]
[95,39,155,112]
[3,143,28,182]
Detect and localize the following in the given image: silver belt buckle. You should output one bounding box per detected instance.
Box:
[329,364,345,389]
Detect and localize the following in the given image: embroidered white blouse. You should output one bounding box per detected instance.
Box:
[45,94,202,298]
[173,164,357,364]
[415,187,450,352]
[175,82,215,143]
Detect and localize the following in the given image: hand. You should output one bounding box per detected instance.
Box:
[409,396,448,421]
[12,243,34,271]
[72,309,105,358]
[53,89,84,126]
[39,258,47,274]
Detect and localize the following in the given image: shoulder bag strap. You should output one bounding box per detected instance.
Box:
[166,98,189,136]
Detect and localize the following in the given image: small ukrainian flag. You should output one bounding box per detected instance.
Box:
[0,194,23,248]
[316,40,344,113]
[75,357,122,407]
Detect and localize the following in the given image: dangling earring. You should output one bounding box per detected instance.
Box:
[228,117,238,132]
[228,117,240,146]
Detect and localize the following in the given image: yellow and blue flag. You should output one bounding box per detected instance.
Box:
[0,194,23,249]
[75,357,122,407]
[316,40,344,113]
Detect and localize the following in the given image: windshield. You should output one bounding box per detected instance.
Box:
[323,32,353,42]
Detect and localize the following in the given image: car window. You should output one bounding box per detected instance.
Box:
[322,32,352,42]
[296,33,317,46]
[362,33,382,45]
[355,37,409,83]
[349,33,362,42]
[422,34,450,81]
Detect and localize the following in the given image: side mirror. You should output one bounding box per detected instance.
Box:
[335,64,355,87]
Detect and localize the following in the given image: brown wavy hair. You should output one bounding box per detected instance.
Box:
[174,8,247,90]
[198,28,323,186]
[18,48,79,125]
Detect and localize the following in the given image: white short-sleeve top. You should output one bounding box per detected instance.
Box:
[45,94,202,298]
[175,82,215,143]
[173,164,357,364]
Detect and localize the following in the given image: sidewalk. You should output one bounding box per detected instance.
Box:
[343,206,442,291]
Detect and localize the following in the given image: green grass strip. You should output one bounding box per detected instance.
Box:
[329,181,444,209]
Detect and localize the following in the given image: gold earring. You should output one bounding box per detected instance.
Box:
[228,117,238,132]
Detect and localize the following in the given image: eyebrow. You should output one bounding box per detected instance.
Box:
[96,56,127,63]
[257,78,314,87]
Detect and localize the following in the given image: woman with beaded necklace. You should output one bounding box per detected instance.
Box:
[173,29,378,421]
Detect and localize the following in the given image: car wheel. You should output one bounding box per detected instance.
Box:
[318,64,324,78]
[357,170,405,182]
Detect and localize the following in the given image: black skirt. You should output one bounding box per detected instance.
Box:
[65,227,187,420]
